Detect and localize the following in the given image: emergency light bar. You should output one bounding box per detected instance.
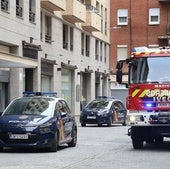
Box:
[132,47,149,52]
[23,91,57,97]
[97,96,115,99]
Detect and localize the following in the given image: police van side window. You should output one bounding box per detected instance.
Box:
[60,100,71,114]
[54,102,62,117]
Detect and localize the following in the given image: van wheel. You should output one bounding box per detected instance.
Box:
[107,117,112,127]
[50,132,59,152]
[68,128,77,147]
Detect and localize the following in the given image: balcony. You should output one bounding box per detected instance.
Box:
[82,5,101,32]
[41,0,66,12]
[62,0,86,23]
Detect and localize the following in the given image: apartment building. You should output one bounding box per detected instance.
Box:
[0,0,110,118]
[110,0,170,104]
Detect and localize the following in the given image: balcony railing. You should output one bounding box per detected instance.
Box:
[29,11,35,22]
[45,35,52,43]
[86,4,100,14]
[16,5,23,17]
[1,0,8,11]
[63,42,68,49]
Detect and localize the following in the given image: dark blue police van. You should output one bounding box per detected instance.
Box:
[0,92,77,152]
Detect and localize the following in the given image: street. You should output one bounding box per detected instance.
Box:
[1,124,170,169]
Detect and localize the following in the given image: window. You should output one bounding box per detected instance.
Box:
[81,33,85,55]
[62,24,74,51]
[41,75,51,92]
[149,8,160,25]
[77,0,85,4]
[29,0,36,22]
[63,24,68,49]
[117,46,128,61]
[101,5,103,33]
[45,15,52,43]
[16,0,23,17]
[105,8,108,35]
[100,42,103,62]
[70,27,73,51]
[117,9,128,25]
[104,43,107,63]
[1,0,9,11]
[40,12,43,41]
[85,35,90,57]
[95,39,99,60]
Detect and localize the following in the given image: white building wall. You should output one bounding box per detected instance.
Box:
[0,0,110,117]
[0,0,41,100]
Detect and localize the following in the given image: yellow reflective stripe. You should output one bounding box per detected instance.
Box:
[139,89,149,98]
[132,89,140,97]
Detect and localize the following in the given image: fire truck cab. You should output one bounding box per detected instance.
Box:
[116,47,170,149]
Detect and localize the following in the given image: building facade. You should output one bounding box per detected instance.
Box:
[110,0,170,104]
[0,0,110,119]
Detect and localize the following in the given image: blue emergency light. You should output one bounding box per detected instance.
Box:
[132,47,149,52]
[145,103,152,107]
[23,91,57,97]
[144,102,156,108]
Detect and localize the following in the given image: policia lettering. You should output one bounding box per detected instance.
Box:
[132,89,170,101]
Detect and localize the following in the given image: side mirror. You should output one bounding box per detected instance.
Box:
[116,61,123,69]
[61,112,67,118]
[116,70,122,83]
[115,106,119,111]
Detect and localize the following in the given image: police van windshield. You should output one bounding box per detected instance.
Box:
[3,97,54,116]
[129,57,170,84]
[86,100,110,109]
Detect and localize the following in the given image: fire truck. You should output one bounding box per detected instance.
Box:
[116,47,170,149]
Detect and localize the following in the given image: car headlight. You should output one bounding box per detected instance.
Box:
[127,115,143,124]
[97,110,109,116]
[39,122,52,134]
[129,115,136,122]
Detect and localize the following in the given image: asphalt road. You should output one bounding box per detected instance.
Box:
[1,124,170,169]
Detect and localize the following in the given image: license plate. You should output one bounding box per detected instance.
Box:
[157,103,170,107]
[9,134,28,139]
[87,116,96,119]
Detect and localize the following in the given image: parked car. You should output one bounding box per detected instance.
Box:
[0,92,77,152]
[80,97,127,127]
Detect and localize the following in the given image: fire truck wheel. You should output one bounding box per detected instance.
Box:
[81,123,86,127]
[154,137,163,144]
[132,138,143,149]
[146,137,154,144]
[0,147,3,152]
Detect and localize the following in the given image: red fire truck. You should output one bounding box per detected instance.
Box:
[116,47,170,149]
